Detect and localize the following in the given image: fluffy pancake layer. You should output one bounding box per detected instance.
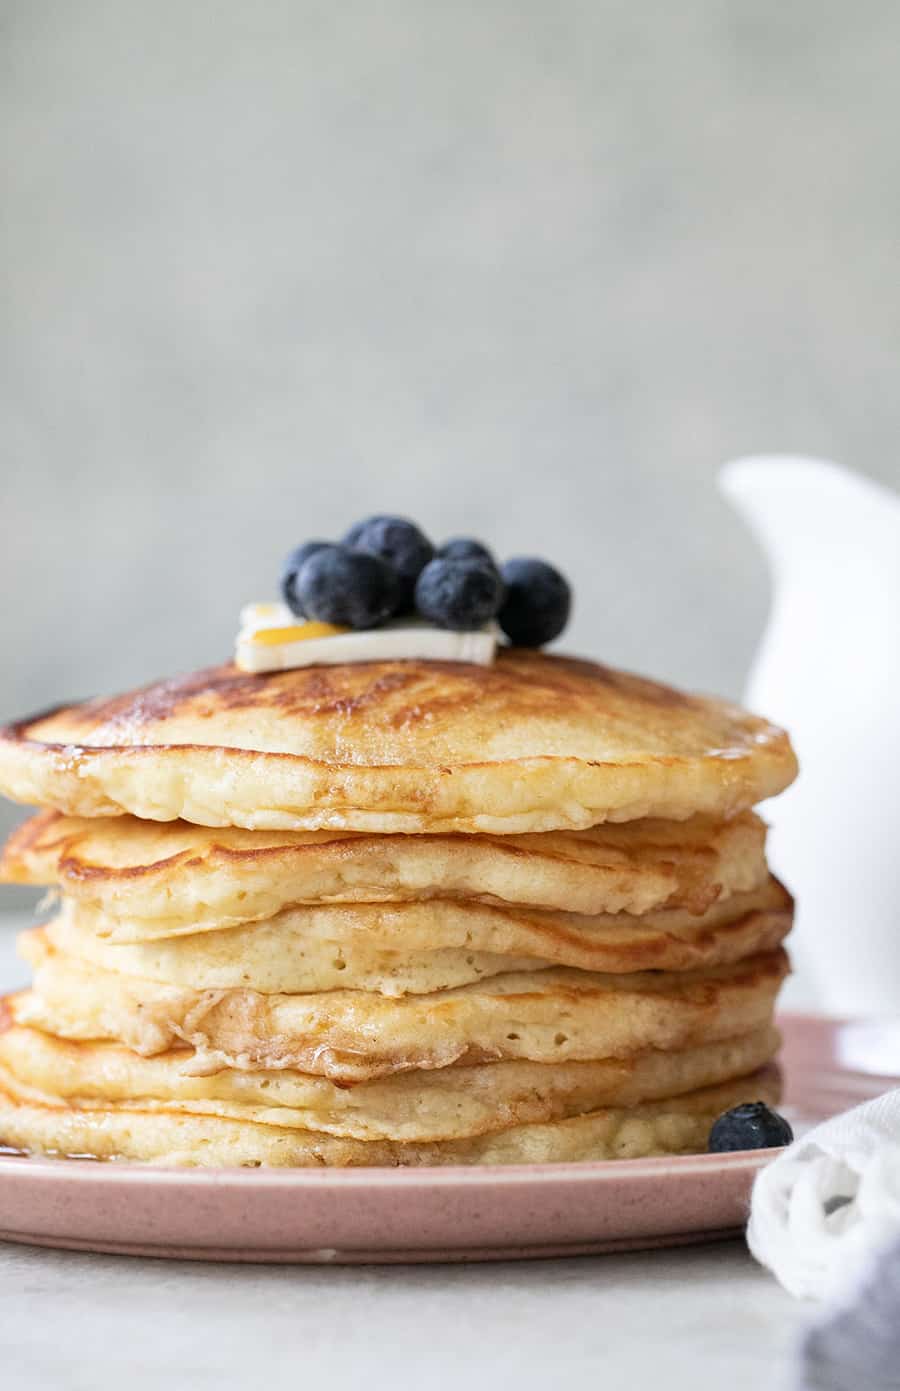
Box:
[0,652,797,1166]
[0,1012,780,1142]
[0,652,798,832]
[47,878,792,994]
[0,809,770,936]
[17,927,789,1081]
[0,1063,782,1166]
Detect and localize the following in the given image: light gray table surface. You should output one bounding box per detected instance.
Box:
[0,912,810,1390]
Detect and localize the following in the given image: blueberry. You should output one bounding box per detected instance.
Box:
[438,537,497,569]
[497,557,571,647]
[292,545,401,630]
[415,558,505,631]
[707,1102,794,1153]
[280,541,330,616]
[342,515,390,549]
[345,516,434,612]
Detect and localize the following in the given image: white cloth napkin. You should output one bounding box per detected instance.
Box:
[748,1089,900,1300]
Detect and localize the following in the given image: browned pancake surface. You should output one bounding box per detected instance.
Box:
[1,808,771,930]
[0,652,798,831]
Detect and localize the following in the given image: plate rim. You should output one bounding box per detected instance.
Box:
[0,1010,878,1263]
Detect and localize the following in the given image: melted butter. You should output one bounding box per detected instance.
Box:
[248,622,349,646]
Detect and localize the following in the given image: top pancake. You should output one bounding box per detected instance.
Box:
[0,652,797,833]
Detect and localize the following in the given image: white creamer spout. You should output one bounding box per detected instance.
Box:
[720,455,900,1020]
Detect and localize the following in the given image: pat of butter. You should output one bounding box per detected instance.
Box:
[235,605,497,673]
[250,621,350,645]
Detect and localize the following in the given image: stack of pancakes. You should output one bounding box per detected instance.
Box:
[0,652,797,1166]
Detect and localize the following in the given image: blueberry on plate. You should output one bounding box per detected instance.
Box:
[415,557,505,631]
[280,541,330,616]
[294,545,401,629]
[707,1102,794,1153]
[498,557,571,647]
[345,516,434,611]
[438,537,497,569]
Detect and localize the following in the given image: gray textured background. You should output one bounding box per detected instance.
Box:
[2,1,900,904]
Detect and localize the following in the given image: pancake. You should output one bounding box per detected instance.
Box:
[0,1065,782,1165]
[0,652,798,832]
[47,878,793,994]
[1,809,770,935]
[48,903,538,995]
[16,927,789,1080]
[0,1013,780,1141]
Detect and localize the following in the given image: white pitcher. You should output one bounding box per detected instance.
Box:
[720,455,900,1017]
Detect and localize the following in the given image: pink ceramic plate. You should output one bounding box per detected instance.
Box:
[0,1013,895,1264]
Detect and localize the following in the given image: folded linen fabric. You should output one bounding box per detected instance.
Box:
[748,1089,900,1300]
[796,1235,900,1391]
